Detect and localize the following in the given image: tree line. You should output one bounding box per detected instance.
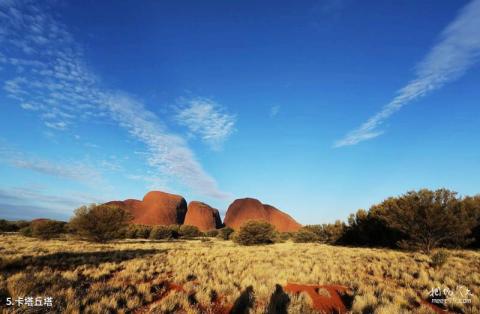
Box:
[1,188,479,253]
[295,189,480,252]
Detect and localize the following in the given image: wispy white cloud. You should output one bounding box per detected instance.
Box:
[107,94,230,198]
[335,0,480,147]
[0,144,104,188]
[0,1,230,199]
[126,174,167,191]
[0,186,104,219]
[174,97,236,150]
[270,105,280,117]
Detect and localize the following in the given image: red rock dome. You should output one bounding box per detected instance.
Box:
[105,191,187,226]
[223,198,301,232]
[184,201,222,231]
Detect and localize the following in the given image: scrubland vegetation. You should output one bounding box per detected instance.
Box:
[0,234,479,313]
[0,188,479,313]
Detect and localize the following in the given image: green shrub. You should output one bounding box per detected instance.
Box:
[179,225,202,238]
[218,226,234,240]
[380,189,476,253]
[293,228,319,243]
[69,204,132,242]
[276,232,293,243]
[430,250,449,268]
[19,226,32,237]
[124,224,153,239]
[233,220,276,245]
[136,225,153,239]
[150,226,176,240]
[124,225,137,239]
[14,220,31,230]
[31,220,66,239]
[204,229,219,237]
[301,222,345,244]
[0,219,18,232]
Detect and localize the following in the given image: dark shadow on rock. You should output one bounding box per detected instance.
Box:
[1,249,166,273]
[230,286,255,314]
[265,284,290,314]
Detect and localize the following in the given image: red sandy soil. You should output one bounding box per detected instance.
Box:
[134,281,185,314]
[224,198,301,232]
[184,201,222,232]
[106,191,187,225]
[284,283,351,313]
[134,280,232,314]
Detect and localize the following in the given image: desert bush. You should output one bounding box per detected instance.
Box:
[379,189,476,253]
[31,220,66,239]
[218,226,234,240]
[129,225,152,239]
[19,226,32,237]
[461,195,480,248]
[293,228,318,243]
[179,225,202,238]
[300,221,346,244]
[339,209,403,248]
[69,204,132,242]
[204,229,219,237]
[167,225,181,238]
[319,221,346,243]
[150,226,177,240]
[233,220,276,245]
[276,232,293,242]
[124,225,138,239]
[14,220,30,230]
[0,219,18,232]
[430,250,449,268]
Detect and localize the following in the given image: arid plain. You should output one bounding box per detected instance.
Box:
[1,233,479,314]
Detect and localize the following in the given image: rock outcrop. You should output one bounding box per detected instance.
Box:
[223,198,301,232]
[106,191,187,226]
[184,201,222,231]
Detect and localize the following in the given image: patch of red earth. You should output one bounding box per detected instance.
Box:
[134,281,185,314]
[284,283,351,314]
[133,280,233,314]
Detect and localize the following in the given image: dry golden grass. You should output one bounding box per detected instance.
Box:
[0,234,479,313]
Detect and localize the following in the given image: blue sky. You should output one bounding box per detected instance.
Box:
[1,0,479,223]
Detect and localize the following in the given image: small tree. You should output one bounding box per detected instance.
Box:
[31,220,66,239]
[233,220,276,245]
[179,225,202,238]
[19,226,32,237]
[132,225,152,239]
[276,232,293,243]
[461,195,480,248]
[0,219,18,232]
[379,189,476,253]
[69,204,132,242]
[204,229,219,237]
[218,226,234,240]
[293,228,318,243]
[319,221,346,244]
[338,208,403,248]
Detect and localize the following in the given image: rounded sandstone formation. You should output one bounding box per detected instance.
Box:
[263,204,302,232]
[106,191,187,226]
[184,201,222,231]
[224,198,301,232]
